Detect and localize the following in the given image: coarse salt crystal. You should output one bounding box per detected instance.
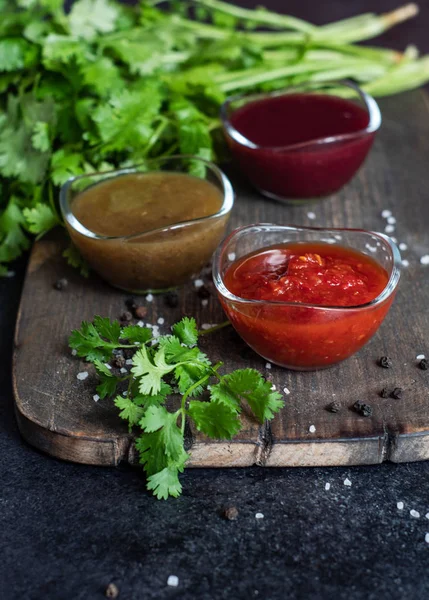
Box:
[270,384,276,391]
[201,299,208,307]
[146,293,154,302]
[77,371,88,381]
[334,234,342,240]
[309,425,316,433]
[122,391,127,397]
[120,367,127,374]
[228,252,236,261]
[385,225,395,234]
[104,363,112,370]
[344,478,352,487]
[265,362,272,369]
[420,255,429,265]
[283,387,290,395]
[307,211,316,220]
[397,502,404,510]
[425,513,429,519]
[410,509,420,518]
[71,349,77,356]
[194,279,204,288]
[401,259,410,267]
[167,575,179,587]
[137,320,144,327]
[93,394,100,402]
[255,512,264,519]
[126,359,133,365]
[157,317,165,325]
[325,483,331,491]
[425,533,429,544]
[201,323,214,330]
[399,242,408,251]
[387,216,396,225]
[381,209,392,219]
[416,354,425,360]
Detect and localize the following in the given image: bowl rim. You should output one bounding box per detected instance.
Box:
[213,223,401,311]
[220,80,382,153]
[59,155,234,241]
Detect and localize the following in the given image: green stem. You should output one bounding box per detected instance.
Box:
[191,0,317,34]
[179,361,223,434]
[199,321,231,336]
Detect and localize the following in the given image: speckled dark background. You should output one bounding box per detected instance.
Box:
[2,2,429,598]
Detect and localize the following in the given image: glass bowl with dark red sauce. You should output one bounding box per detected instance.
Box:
[213,224,401,371]
[220,81,381,204]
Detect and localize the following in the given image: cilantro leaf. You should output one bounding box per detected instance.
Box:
[224,369,284,422]
[121,325,152,345]
[175,362,211,397]
[172,317,199,347]
[69,318,120,362]
[62,243,89,278]
[146,465,183,500]
[114,395,144,428]
[209,381,241,413]
[133,381,173,409]
[23,204,59,236]
[140,406,185,460]
[93,316,121,345]
[68,0,120,40]
[31,122,51,152]
[0,197,30,265]
[0,38,38,72]
[188,399,241,439]
[132,346,176,395]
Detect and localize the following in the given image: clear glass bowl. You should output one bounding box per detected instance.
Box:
[213,224,401,371]
[220,81,381,204]
[60,156,234,293]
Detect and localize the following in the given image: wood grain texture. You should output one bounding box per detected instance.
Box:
[13,90,429,467]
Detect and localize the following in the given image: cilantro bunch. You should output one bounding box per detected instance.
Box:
[1,0,429,274]
[69,316,284,499]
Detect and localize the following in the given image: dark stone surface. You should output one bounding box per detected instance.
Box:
[2,264,429,600]
[2,2,429,599]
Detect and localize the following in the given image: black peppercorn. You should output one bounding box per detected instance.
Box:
[114,355,126,369]
[125,297,136,311]
[380,387,390,398]
[164,292,179,308]
[53,278,68,291]
[353,401,373,417]
[391,387,404,399]
[197,285,211,300]
[379,356,393,369]
[222,505,239,521]
[120,311,133,322]
[419,359,428,371]
[326,401,340,413]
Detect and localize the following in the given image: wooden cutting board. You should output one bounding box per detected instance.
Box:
[13,90,429,468]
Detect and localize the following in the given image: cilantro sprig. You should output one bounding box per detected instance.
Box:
[69,316,284,499]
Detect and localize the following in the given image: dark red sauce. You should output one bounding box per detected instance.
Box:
[226,93,376,200]
[221,243,393,370]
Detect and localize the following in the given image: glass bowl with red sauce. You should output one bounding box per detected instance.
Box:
[220,81,381,204]
[213,224,401,371]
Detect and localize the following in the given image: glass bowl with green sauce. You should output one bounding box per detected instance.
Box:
[60,156,234,293]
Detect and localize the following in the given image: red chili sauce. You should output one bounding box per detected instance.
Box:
[222,243,392,369]
[227,93,375,199]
